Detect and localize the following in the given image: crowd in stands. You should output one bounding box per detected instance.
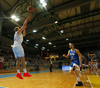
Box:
[0,49,51,70]
[0,49,100,71]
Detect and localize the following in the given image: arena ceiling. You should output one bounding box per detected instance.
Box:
[0,0,100,53]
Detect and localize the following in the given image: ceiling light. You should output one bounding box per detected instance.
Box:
[55,21,58,24]
[60,30,64,33]
[42,2,47,7]
[54,46,56,47]
[33,30,37,33]
[11,15,16,19]
[66,38,69,40]
[42,37,46,40]
[15,18,20,21]
[42,47,45,50]
[48,42,52,45]
[26,39,29,42]
[36,44,39,46]
[40,0,45,3]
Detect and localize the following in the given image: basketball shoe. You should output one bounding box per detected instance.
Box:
[23,72,32,77]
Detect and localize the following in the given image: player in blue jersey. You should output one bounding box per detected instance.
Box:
[63,43,83,86]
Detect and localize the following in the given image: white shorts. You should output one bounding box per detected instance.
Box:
[12,45,25,58]
[70,63,80,71]
[93,64,98,68]
[82,64,85,66]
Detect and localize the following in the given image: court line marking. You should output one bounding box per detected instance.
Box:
[0,69,61,79]
[73,80,77,88]
[0,70,64,82]
[87,75,93,88]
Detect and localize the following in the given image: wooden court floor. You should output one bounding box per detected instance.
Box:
[0,69,99,88]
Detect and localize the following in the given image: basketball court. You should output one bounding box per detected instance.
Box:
[0,0,100,88]
[0,69,99,88]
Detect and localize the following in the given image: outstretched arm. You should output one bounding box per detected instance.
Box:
[17,17,30,35]
[63,50,70,58]
[23,17,30,26]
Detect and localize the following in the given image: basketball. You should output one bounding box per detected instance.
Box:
[27,6,33,12]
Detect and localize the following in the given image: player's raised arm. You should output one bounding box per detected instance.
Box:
[17,17,30,35]
[63,50,70,58]
[23,17,30,26]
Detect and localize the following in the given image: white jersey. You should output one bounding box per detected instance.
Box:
[94,62,98,67]
[13,32,23,46]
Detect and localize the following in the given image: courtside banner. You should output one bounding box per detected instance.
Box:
[62,66,71,71]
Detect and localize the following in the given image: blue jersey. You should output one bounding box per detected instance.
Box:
[69,49,79,60]
[69,49,80,67]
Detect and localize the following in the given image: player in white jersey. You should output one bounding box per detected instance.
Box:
[93,61,98,75]
[12,17,31,79]
[81,55,86,73]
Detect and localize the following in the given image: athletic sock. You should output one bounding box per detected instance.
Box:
[77,77,81,82]
[23,68,27,73]
[17,70,20,73]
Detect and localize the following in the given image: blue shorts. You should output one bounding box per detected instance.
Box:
[12,45,25,58]
[71,60,80,67]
